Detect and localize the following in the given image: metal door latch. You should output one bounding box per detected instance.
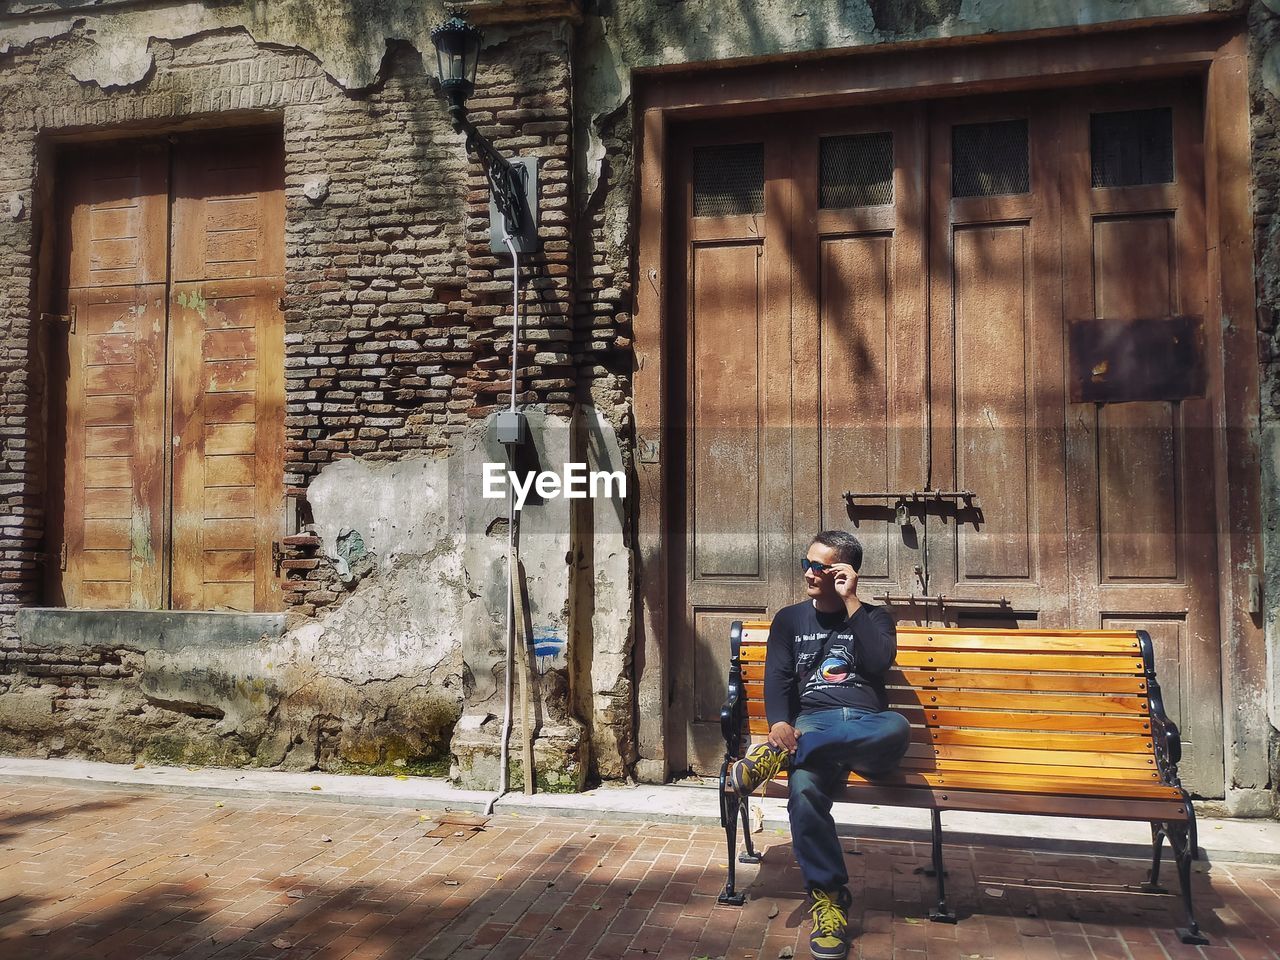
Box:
[40,305,76,333]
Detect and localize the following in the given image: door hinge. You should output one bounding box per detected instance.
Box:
[272,540,285,575]
[40,305,76,334]
[58,542,68,571]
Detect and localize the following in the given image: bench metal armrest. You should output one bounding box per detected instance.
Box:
[720,620,746,759]
[1139,629,1186,788]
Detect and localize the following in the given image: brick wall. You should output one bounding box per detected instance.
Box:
[0,22,587,770]
[0,23,578,627]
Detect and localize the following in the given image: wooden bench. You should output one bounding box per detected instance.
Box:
[718,620,1206,944]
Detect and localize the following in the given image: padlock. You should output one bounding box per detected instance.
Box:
[895,500,911,527]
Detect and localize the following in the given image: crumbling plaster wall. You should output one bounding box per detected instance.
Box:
[1251,0,1280,799]
[0,3,606,787]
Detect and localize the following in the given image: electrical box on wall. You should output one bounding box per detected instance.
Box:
[489,156,540,255]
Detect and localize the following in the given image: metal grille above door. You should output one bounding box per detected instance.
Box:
[952,118,1029,197]
[819,132,893,208]
[1090,107,1175,187]
[692,143,765,217]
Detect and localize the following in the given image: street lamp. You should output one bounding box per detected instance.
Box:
[430,11,535,247]
[430,13,482,122]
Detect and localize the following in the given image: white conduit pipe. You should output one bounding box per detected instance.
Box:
[485,229,521,817]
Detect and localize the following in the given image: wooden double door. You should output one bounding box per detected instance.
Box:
[48,133,285,613]
[672,83,1225,795]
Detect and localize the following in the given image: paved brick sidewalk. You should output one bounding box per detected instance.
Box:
[0,782,1277,960]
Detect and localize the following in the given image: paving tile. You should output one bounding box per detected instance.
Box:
[1,782,1278,960]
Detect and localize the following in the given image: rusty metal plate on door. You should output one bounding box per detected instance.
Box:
[1069,315,1206,403]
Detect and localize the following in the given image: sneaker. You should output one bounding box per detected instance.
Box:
[729,742,789,795]
[808,887,852,959]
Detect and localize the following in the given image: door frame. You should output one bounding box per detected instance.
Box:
[632,16,1265,804]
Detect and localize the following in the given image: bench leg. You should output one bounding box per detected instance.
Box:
[1167,821,1208,945]
[738,796,763,864]
[928,810,956,924]
[718,761,746,906]
[1140,821,1168,893]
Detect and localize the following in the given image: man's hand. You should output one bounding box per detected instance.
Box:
[830,562,862,614]
[768,721,801,753]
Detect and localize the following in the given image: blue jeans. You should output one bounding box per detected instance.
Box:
[788,707,912,893]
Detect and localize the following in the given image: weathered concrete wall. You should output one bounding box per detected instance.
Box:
[1250,0,1280,805]
[0,3,608,788]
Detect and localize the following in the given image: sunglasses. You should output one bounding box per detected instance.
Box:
[800,559,834,574]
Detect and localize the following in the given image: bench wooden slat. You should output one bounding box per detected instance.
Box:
[896,756,1161,781]
[916,729,1155,753]
[895,633,1142,653]
[738,645,1146,674]
[746,691,1149,718]
[762,768,1179,800]
[747,732,1162,762]
[900,741,1157,770]
[754,780,1189,822]
[886,690,1150,714]
[747,673,1148,696]
[889,671,1149,694]
[893,651,1145,672]
[744,711,1152,736]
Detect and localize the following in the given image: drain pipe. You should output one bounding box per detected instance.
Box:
[485,229,522,817]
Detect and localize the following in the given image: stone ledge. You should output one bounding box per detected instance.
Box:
[15,608,286,651]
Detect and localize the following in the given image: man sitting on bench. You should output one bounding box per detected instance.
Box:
[729,530,911,960]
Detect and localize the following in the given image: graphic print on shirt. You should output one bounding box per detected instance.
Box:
[802,641,860,698]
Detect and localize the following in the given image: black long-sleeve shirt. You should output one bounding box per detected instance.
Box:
[763,600,897,726]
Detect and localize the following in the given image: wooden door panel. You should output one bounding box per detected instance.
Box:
[170,138,285,282]
[690,241,764,581]
[795,109,929,611]
[168,132,284,613]
[675,126,794,774]
[62,144,168,289]
[926,99,1067,622]
[169,277,284,612]
[1061,84,1223,794]
[953,224,1033,583]
[54,284,167,609]
[1097,402,1179,581]
[818,234,893,579]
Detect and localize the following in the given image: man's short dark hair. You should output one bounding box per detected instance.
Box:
[811,530,863,572]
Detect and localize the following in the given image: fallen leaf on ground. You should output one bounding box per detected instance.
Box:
[903,917,924,924]
[443,879,459,886]
[271,938,292,949]
[985,887,1004,898]
[30,929,50,937]
[393,758,406,767]
[591,904,602,911]
[778,947,794,959]
[320,835,332,843]
[395,775,409,781]
[767,903,779,919]
[133,763,145,770]
[287,889,306,899]
[310,785,322,791]
[215,802,224,808]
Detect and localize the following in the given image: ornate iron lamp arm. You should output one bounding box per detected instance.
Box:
[449,108,527,236]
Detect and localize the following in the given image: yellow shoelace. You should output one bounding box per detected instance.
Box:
[811,891,845,935]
